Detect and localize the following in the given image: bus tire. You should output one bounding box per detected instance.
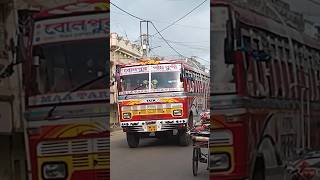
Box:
[178,129,190,146]
[126,132,140,148]
[252,156,265,180]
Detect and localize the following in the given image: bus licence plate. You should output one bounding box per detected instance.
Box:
[147,125,157,132]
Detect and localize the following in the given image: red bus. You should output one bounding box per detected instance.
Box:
[116,59,210,147]
[20,1,110,179]
[211,0,320,179]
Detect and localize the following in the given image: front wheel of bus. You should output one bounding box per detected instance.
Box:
[178,129,190,146]
[126,132,139,148]
[252,156,265,180]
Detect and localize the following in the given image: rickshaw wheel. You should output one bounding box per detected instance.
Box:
[193,147,200,176]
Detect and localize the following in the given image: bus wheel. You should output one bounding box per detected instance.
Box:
[126,132,140,148]
[178,129,190,146]
[252,156,265,180]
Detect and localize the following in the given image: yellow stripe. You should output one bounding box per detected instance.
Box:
[123,108,183,116]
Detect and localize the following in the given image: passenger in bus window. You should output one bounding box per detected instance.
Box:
[143,79,149,89]
[151,79,158,89]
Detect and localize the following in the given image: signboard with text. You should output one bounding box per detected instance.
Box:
[28,89,108,106]
[120,64,181,76]
[33,13,108,45]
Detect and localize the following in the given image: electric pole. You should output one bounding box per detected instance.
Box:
[140,20,150,58]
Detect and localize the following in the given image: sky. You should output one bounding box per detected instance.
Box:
[110,0,320,68]
[110,0,210,67]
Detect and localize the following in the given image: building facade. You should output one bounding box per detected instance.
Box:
[0,0,28,180]
[110,32,142,127]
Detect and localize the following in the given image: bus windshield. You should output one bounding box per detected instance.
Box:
[151,72,181,89]
[119,64,183,95]
[32,39,107,95]
[121,73,149,92]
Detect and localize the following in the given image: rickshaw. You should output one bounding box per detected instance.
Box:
[191,111,210,176]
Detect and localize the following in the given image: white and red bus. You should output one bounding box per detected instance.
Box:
[116,59,210,147]
[211,1,320,179]
[20,1,109,180]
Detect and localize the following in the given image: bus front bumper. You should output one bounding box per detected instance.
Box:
[120,119,188,132]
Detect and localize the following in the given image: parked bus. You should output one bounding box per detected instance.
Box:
[211,0,320,179]
[20,1,109,179]
[116,58,210,147]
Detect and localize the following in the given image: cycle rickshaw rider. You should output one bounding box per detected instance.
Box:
[191,111,210,176]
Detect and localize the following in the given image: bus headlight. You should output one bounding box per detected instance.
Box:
[122,112,132,119]
[42,162,67,179]
[210,153,230,171]
[173,109,182,116]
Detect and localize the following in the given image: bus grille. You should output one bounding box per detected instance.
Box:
[38,141,69,155]
[126,126,144,132]
[72,154,90,167]
[71,140,89,153]
[38,138,110,156]
[94,138,109,152]
[96,153,109,166]
[161,124,178,131]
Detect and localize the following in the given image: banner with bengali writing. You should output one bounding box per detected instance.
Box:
[120,65,149,76]
[120,64,181,76]
[33,13,109,45]
[150,64,181,72]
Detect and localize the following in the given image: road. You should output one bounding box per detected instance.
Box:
[111,130,208,180]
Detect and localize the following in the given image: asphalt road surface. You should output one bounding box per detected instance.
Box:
[111,130,208,180]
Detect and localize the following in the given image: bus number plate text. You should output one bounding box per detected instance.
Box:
[147,125,157,132]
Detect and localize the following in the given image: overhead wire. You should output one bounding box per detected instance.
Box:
[149,21,186,58]
[152,39,209,49]
[110,1,146,21]
[151,0,208,36]
[110,1,209,60]
[111,11,209,30]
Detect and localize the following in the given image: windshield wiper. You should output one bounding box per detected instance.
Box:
[45,73,107,120]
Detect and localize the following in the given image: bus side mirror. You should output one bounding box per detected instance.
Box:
[224,19,234,64]
[115,65,120,82]
[234,50,246,96]
[224,38,233,64]
[115,73,120,83]
[180,71,184,81]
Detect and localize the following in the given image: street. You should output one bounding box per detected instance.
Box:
[111,130,208,180]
